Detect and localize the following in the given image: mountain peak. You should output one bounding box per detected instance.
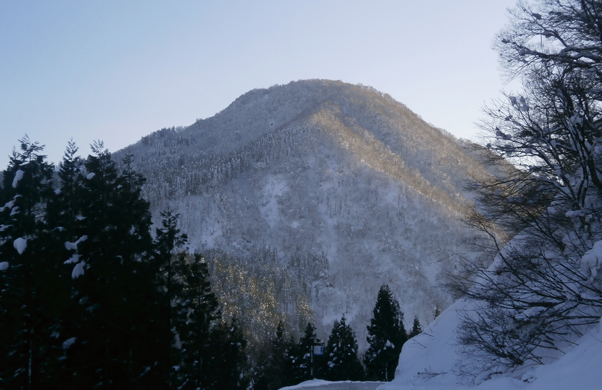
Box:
[117,80,496,348]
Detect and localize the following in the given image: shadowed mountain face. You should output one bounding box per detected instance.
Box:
[117,79,495,346]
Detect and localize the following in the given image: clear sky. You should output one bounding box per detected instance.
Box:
[1,0,519,168]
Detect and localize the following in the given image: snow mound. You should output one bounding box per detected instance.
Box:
[378,301,602,390]
[282,379,383,390]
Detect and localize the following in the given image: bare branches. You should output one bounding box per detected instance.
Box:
[456,0,602,377]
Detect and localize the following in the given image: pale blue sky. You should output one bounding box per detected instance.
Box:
[1,0,518,168]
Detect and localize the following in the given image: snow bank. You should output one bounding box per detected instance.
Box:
[281,379,383,390]
[377,300,602,390]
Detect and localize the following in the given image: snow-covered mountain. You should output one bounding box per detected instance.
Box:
[117,79,498,347]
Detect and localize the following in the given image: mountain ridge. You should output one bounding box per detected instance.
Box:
[116,79,497,347]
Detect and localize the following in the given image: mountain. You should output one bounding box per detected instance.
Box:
[116,79,498,347]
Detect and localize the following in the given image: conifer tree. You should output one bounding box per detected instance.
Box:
[204,317,248,390]
[259,320,296,390]
[324,316,364,381]
[62,143,162,388]
[153,210,188,384]
[172,253,220,389]
[363,285,407,381]
[288,322,323,383]
[0,137,64,389]
[408,316,423,339]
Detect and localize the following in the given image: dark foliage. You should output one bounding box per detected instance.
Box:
[363,285,407,381]
[324,316,364,381]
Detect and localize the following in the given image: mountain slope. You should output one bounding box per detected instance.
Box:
[117,80,497,346]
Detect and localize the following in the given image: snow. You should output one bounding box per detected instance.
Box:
[64,254,79,264]
[71,261,86,279]
[1,199,14,211]
[12,169,24,188]
[281,379,383,390]
[62,337,77,349]
[0,262,8,271]
[13,237,27,254]
[64,235,87,251]
[86,172,96,180]
[581,240,602,283]
[375,300,602,390]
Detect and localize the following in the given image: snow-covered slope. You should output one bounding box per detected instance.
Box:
[116,79,499,345]
[375,298,602,390]
[378,240,602,390]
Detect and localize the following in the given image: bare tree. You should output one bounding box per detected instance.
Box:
[454,0,602,377]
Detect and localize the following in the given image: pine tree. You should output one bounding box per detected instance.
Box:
[324,316,364,381]
[408,316,422,339]
[363,285,407,381]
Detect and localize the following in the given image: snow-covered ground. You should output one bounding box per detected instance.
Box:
[283,301,602,390]
[376,299,602,390]
[281,379,383,390]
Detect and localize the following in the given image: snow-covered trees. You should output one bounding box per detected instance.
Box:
[324,316,364,381]
[287,322,324,383]
[0,139,250,389]
[0,137,65,389]
[64,144,164,388]
[363,285,407,381]
[456,0,602,376]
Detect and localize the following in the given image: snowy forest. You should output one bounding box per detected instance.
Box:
[4,0,602,389]
[0,138,416,389]
[114,79,500,356]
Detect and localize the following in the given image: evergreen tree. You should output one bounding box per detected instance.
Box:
[363,285,407,381]
[324,316,364,381]
[0,137,65,389]
[172,253,220,389]
[288,322,323,383]
[153,210,188,385]
[204,317,248,390]
[62,144,163,388]
[408,316,422,339]
[258,320,297,390]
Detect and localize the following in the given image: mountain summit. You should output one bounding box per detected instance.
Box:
[118,79,495,345]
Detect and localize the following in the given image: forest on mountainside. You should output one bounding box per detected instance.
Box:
[0,138,416,389]
[114,79,501,350]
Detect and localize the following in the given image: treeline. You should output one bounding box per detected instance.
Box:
[254,284,422,390]
[0,137,422,389]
